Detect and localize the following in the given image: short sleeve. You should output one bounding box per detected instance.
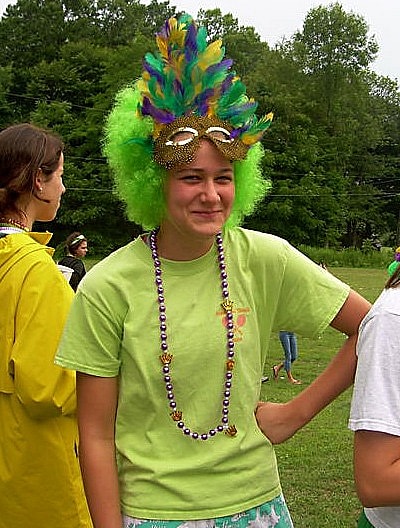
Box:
[56,284,123,377]
[349,299,400,437]
[273,242,350,337]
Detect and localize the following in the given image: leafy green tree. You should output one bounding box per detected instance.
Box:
[0,0,66,67]
[274,3,389,247]
[0,0,66,107]
[0,0,399,252]
[195,8,268,77]
[292,3,378,75]
[0,65,14,124]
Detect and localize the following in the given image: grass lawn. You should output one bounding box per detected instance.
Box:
[261,267,387,527]
[84,258,100,271]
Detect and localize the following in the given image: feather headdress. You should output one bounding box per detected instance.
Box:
[136,13,272,146]
[103,13,273,230]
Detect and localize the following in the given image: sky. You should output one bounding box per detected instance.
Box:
[0,0,398,81]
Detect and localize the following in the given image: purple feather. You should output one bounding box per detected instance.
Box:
[206,58,233,76]
[230,126,248,139]
[184,22,198,63]
[173,78,184,96]
[143,61,164,86]
[158,19,171,40]
[141,98,176,124]
[220,73,234,94]
[238,101,258,112]
[194,88,214,116]
[223,101,257,119]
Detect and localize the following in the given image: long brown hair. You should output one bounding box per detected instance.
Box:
[0,123,64,217]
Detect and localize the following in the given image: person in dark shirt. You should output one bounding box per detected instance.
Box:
[58,232,87,291]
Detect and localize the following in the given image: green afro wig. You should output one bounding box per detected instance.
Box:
[103,82,271,230]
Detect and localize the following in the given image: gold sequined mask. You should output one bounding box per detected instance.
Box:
[153,115,248,169]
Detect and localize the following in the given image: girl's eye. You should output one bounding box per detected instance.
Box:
[216,175,233,182]
[181,175,200,181]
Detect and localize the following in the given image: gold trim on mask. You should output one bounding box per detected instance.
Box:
[153,115,249,169]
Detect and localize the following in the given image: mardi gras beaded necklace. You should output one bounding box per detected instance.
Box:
[149,228,237,440]
[0,217,29,233]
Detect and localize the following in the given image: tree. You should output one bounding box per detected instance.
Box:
[277,2,390,247]
[0,65,14,124]
[291,2,378,132]
[195,8,267,77]
[0,1,399,252]
[0,0,66,70]
[292,3,378,74]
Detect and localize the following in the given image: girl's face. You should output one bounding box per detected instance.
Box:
[75,241,88,258]
[35,152,65,222]
[161,140,235,253]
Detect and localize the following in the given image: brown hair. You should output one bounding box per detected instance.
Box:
[65,232,87,256]
[0,123,64,217]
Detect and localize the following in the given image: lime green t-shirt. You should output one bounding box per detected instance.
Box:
[56,227,349,520]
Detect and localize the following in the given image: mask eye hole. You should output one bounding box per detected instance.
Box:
[165,127,198,146]
[206,126,233,143]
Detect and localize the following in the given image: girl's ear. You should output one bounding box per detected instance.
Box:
[34,169,44,192]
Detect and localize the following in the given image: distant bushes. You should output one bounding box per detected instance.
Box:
[80,244,395,271]
[298,244,394,269]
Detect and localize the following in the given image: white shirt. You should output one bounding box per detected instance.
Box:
[349,287,400,528]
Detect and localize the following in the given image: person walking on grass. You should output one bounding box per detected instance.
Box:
[272,331,301,385]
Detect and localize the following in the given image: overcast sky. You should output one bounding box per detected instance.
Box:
[1,0,398,81]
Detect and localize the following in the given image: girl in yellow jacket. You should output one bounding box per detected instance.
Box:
[0,123,92,528]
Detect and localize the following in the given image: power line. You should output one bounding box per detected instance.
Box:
[5,91,105,113]
[65,186,400,198]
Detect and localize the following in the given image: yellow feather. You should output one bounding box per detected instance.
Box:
[206,98,219,118]
[170,28,186,48]
[193,82,203,97]
[156,35,169,60]
[155,85,164,98]
[169,17,178,31]
[136,78,147,92]
[190,66,202,82]
[156,18,187,59]
[170,54,185,82]
[198,39,224,70]
[153,122,163,139]
[206,91,220,108]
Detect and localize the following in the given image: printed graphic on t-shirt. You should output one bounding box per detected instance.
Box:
[218,305,250,342]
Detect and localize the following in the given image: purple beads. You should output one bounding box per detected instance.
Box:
[150,229,236,441]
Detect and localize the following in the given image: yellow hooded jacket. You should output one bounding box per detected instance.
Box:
[0,232,92,528]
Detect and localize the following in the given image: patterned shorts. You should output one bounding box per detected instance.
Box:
[122,494,294,528]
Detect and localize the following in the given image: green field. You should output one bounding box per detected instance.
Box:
[261,267,387,527]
